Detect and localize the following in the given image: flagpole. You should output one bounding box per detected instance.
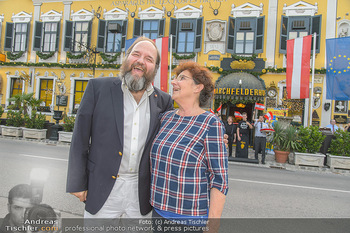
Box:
[168,35,173,96]
[309,32,317,126]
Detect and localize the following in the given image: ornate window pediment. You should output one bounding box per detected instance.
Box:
[174,5,202,19]
[338,19,350,38]
[138,6,164,20]
[231,3,263,18]
[41,10,62,22]
[12,11,32,23]
[70,9,94,22]
[283,1,318,17]
[103,7,128,20]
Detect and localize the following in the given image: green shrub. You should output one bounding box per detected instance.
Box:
[329,130,350,157]
[6,110,25,127]
[0,105,4,118]
[269,121,300,152]
[63,115,75,132]
[297,126,326,154]
[24,113,46,129]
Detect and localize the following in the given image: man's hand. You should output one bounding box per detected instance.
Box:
[71,190,87,202]
[237,136,241,141]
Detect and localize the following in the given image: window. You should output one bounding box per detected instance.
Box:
[4,22,30,52]
[227,16,265,54]
[133,19,165,40]
[97,20,127,53]
[10,78,22,97]
[64,21,92,52]
[169,17,203,54]
[39,79,53,107]
[33,21,60,52]
[279,15,322,54]
[73,80,88,113]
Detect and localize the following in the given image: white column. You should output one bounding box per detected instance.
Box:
[321,0,338,127]
[30,3,42,63]
[60,1,73,63]
[265,0,278,68]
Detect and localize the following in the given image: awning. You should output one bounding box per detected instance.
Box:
[214,73,266,101]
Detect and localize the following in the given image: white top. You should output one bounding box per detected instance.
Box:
[119,80,153,174]
[254,120,268,137]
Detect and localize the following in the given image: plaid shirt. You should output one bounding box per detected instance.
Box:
[150,110,228,216]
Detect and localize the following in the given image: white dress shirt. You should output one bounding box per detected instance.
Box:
[119,81,153,174]
[254,120,268,137]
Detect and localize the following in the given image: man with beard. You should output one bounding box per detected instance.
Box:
[66,37,173,218]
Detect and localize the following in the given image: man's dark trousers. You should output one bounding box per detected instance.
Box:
[254,136,266,163]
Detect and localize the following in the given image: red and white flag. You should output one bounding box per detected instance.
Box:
[210,109,214,114]
[216,104,222,113]
[264,112,274,121]
[234,111,243,118]
[153,37,169,92]
[286,35,312,99]
[254,103,265,110]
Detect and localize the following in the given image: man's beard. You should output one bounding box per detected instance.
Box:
[121,62,155,92]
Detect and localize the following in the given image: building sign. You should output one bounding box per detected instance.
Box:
[334,115,347,124]
[214,88,266,97]
[221,58,265,72]
[56,95,68,106]
[208,55,220,60]
[267,108,288,120]
[312,121,320,127]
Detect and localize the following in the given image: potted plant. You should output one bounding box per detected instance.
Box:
[294,126,326,167]
[327,130,350,170]
[22,112,47,140]
[270,121,299,163]
[2,110,25,137]
[58,115,75,143]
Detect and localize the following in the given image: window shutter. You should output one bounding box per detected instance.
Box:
[158,18,165,37]
[4,22,14,51]
[133,18,141,38]
[311,15,322,53]
[279,15,288,54]
[33,21,43,51]
[25,22,30,51]
[64,20,73,51]
[194,17,203,52]
[255,16,265,54]
[87,21,92,48]
[55,22,60,51]
[97,19,106,52]
[121,19,128,49]
[227,17,235,54]
[169,17,178,51]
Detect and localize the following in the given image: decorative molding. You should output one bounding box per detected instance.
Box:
[103,7,128,20]
[174,5,202,19]
[138,6,164,20]
[204,20,226,54]
[12,11,32,23]
[231,3,263,18]
[70,9,94,21]
[283,1,318,17]
[0,14,4,22]
[41,10,62,22]
[337,19,350,38]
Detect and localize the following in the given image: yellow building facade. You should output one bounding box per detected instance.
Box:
[0,0,349,128]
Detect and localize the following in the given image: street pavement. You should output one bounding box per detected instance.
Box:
[0,136,349,220]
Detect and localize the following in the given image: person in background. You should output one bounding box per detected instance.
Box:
[1,184,33,233]
[344,122,350,132]
[253,115,269,164]
[236,112,253,158]
[326,119,339,133]
[225,116,236,157]
[150,61,228,233]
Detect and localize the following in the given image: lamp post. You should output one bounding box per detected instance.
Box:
[49,78,65,140]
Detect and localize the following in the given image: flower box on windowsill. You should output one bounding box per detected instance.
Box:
[294,152,325,168]
[327,154,350,170]
[1,126,23,137]
[58,131,73,143]
[22,128,47,140]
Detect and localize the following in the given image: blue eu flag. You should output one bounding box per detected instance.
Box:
[326,37,350,100]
